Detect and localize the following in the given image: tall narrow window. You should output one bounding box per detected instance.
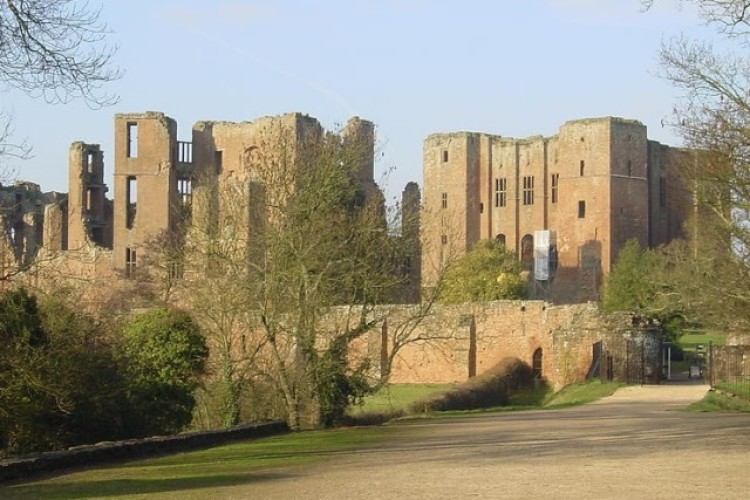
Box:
[214,150,223,174]
[177,177,192,208]
[168,257,184,280]
[441,235,448,245]
[177,141,193,163]
[521,234,534,270]
[495,178,507,207]
[441,192,448,209]
[578,200,586,218]
[522,176,534,206]
[659,177,667,208]
[551,173,559,204]
[532,348,543,380]
[627,160,633,176]
[126,176,137,229]
[442,150,449,163]
[177,177,193,220]
[125,248,137,278]
[579,160,585,176]
[127,122,138,158]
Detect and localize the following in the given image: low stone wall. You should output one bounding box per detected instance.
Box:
[0,420,288,483]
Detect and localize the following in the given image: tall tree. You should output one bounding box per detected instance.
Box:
[645,0,750,331]
[159,121,433,430]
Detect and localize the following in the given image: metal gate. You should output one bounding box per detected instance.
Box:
[625,335,663,385]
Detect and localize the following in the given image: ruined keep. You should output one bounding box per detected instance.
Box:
[2,113,698,306]
[421,117,697,303]
[0,111,399,284]
[0,112,702,390]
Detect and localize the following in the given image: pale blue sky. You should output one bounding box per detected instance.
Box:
[3,0,709,204]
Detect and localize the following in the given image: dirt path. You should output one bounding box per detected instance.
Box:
[219,382,750,499]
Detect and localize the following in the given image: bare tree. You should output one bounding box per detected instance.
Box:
[0,0,120,105]
[645,0,750,330]
[0,1,120,172]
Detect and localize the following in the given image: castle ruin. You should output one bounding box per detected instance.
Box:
[420,117,696,303]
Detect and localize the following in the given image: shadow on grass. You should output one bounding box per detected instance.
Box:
[3,471,295,499]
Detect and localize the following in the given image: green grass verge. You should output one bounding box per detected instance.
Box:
[684,390,750,412]
[349,383,455,414]
[714,381,750,400]
[542,380,622,408]
[0,427,401,500]
[2,381,624,498]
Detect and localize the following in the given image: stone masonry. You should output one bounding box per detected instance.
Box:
[421,117,696,303]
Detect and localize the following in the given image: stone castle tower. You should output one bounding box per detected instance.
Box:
[421,117,693,303]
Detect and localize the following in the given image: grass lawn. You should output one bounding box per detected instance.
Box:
[714,381,750,400]
[685,390,750,412]
[542,380,622,408]
[0,381,624,498]
[0,427,403,500]
[349,383,454,414]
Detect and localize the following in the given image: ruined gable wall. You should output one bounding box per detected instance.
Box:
[112,112,178,270]
[68,142,110,250]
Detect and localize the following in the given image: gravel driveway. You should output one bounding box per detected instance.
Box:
[231,382,750,500]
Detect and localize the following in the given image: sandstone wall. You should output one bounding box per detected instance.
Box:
[359,301,650,390]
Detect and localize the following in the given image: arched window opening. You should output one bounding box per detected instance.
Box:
[521,234,534,271]
[532,348,543,380]
[495,233,506,247]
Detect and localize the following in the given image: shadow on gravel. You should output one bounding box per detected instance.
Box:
[3,471,297,499]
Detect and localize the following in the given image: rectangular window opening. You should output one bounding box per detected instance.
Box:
[168,258,184,280]
[178,141,193,163]
[659,177,667,208]
[126,176,137,229]
[441,235,448,245]
[85,187,94,212]
[125,248,137,278]
[441,192,448,209]
[215,150,223,174]
[580,160,585,176]
[177,177,193,220]
[578,200,586,219]
[523,176,535,206]
[442,150,449,163]
[551,173,559,204]
[495,178,507,207]
[127,122,138,158]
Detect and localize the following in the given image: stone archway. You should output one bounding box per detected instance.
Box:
[532,347,543,380]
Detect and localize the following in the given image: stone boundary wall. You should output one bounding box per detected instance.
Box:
[357,301,653,389]
[0,421,288,483]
